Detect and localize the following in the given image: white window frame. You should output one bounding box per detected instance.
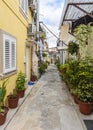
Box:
[3,34,16,74]
[20,0,28,16]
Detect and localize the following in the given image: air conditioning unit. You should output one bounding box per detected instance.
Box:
[27,24,36,36]
[28,0,36,11]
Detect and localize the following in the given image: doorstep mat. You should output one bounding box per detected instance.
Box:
[84,120,93,130]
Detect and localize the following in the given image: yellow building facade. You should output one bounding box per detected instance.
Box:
[0,0,32,95]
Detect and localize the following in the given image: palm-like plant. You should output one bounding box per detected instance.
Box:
[16,72,26,90]
[0,79,8,112]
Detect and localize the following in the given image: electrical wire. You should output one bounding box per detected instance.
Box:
[40,22,68,46]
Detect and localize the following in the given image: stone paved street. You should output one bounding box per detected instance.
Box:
[1,64,91,130]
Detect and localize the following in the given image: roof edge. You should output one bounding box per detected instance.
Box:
[59,0,67,29]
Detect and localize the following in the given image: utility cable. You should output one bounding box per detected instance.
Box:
[40,22,68,46]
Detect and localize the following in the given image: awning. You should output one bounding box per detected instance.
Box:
[59,0,93,28]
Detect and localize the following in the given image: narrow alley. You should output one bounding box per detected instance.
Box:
[1,0,93,130]
[1,64,89,130]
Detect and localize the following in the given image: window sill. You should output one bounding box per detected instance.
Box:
[0,71,17,80]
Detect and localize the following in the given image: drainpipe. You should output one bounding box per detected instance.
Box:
[30,42,33,80]
[36,0,40,75]
[36,0,39,36]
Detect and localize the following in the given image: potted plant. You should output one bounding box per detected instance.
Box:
[70,88,79,104]
[0,79,9,125]
[7,90,19,109]
[77,81,93,115]
[16,71,26,98]
[65,60,80,91]
[31,75,37,81]
[55,59,60,69]
[59,64,65,73]
[67,60,80,102]
[77,62,93,115]
[39,62,48,75]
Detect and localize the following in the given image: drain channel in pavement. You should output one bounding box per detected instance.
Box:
[84,120,93,130]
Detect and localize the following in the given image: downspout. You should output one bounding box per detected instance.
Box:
[36,0,40,73]
[30,41,33,80]
[36,0,39,35]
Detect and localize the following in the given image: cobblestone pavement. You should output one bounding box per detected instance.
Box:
[1,64,90,130]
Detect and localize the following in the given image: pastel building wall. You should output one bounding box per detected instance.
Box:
[0,0,32,95]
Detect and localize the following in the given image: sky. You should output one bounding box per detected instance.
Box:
[39,0,65,48]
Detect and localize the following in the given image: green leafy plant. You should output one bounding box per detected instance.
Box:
[39,62,47,75]
[0,79,8,113]
[39,66,45,74]
[43,62,48,69]
[8,89,18,99]
[77,81,93,103]
[55,58,60,69]
[74,23,92,46]
[16,71,26,90]
[59,64,68,74]
[40,32,46,40]
[39,61,49,75]
[76,58,93,102]
[46,61,50,65]
[68,41,79,55]
[70,88,78,96]
[42,53,47,57]
[9,94,18,99]
[61,56,93,103]
[59,63,69,83]
[62,60,80,88]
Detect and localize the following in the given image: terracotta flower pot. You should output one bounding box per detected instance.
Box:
[79,101,92,115]
[17,89,25,98]
[31,76,37,81]
[7,95,19,108]
[73,95,79,104]
[0,106,9,125]
[91,103,93,110]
